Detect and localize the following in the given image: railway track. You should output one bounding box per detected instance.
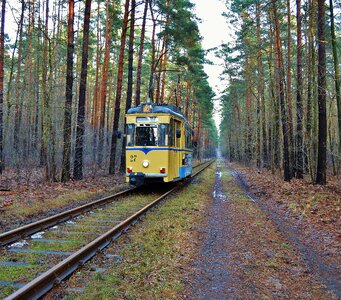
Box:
[1,160,214,299]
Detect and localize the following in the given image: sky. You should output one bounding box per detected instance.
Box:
[194,0,234,129]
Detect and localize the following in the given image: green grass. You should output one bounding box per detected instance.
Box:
[29,239,85,252]
[0,168,215,299]
[0,263,46,298]
[1,285,17,298]
[69,164,216,299]
[0,265,43,282]
[2,184,128,228]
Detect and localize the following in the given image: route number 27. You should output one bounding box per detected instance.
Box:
[130,155,137,162]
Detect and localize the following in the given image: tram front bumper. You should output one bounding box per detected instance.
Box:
[128,172,145,186]
[126,172,168,186]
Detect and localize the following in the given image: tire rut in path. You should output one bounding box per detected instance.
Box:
[186,160,333,299]
[188,162,238,299]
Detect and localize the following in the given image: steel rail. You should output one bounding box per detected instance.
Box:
[0,187,138,247]
[5,160,214,300]
[0,161,211,247]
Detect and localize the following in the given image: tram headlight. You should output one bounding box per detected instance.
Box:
[142,160,149,168]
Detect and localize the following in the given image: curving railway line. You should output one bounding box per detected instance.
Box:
[0,160,214,300]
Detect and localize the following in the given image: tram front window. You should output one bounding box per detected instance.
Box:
[135,124,169,146]
[136,126,158,146]
[126,124,135,146]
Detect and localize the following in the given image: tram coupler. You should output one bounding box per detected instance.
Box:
[129,172,145,186]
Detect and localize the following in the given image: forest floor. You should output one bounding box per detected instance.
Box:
[0,168,128,232]
[184,161,340,299]
[0,162,340,299]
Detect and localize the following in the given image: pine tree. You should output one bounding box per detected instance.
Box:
[74,0,92,180]
[61,0,75,182]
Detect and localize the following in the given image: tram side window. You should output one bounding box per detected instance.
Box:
[158,124,169,146]
[126,124,135,146]
[175,120,181,148]
[135,126,157,146]
[186,128,192,149]
[169,119,174,147]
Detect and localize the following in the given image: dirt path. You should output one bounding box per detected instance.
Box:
[186,160,335,299]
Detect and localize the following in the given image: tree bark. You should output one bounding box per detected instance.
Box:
[329,0,341,171]
[315,0,327,184]
[296,0,304,178]
[126,0,135,110]
[74,0,92,180]
[135,0,148,105]
[41,0,50,179]
[92,0,101,164]
[109,0,130,174]
[61,0,75,182]
[98,0,114,166]
[286,0,294,176]
[306,0,316,181]
[160,0,170,104]
[13,0,25,157]
[273,0,291,181]
[0,0,5,173]
[120,0,136,173]
[148,0,156,102]
[244,40,252,164]
[256,1,262,168]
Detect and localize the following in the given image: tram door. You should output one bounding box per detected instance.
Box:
[174,120,182,177]
[169,119,179,179]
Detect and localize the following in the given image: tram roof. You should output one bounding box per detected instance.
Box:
[127,102,186,120]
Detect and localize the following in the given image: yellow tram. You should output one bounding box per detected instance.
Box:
[125,102,193,185]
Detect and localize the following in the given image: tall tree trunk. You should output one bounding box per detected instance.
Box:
[268,9,278,172]
[41,0,50,179]
[315,0,327,184]
[160,41,168,104]
[185,81,192,118]
[286,0,294,176]
[196,108,201,160]
[98,0,114,166]
[329,0,341,171]
[306,0,316,181]
[256,1,262,168]
[148,0,156,102]
[92,0,101,164]
[296,0,304,178]
[160,0,170,104]
[13,0,25,159]
[47,33,57,181]
[109,0,130,174]
[135,0,148,105]
[273,0,291,181]
[120,0,136,173]
[244,41,252,164]
[74,0,92,180]
[61,0,75,182]
[257,2,268,168]
[36,0,42,165]
[126,0,135,110]
[176,74,181,107]
[0,0,5,174]
[24,0,35,163]
[4,18,19,152]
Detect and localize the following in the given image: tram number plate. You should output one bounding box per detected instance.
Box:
[130,155,137,162]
